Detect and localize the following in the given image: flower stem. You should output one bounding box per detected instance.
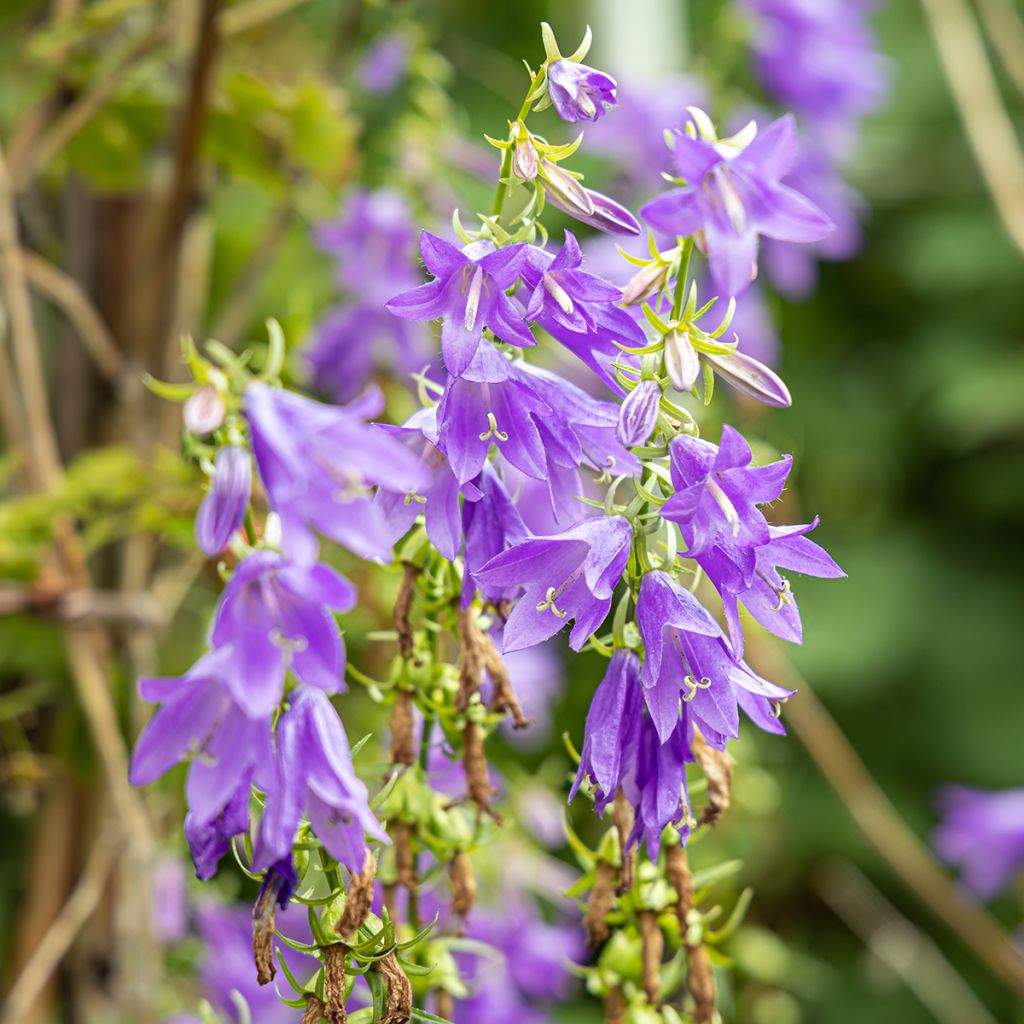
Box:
[490,88,541,222]
[671,236,695,321]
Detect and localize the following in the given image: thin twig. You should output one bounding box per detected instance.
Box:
[0,828,120,1024]
[756,643,1024,993]
[817,860,999,1024]
[20,247,123,380]
[10,25,170,189]
[0,582,163,628]
[919,0,1024,255]
[975,0,1024,97]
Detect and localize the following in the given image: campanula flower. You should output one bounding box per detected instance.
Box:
[636,570,793,742]
[256,687,389,874]
[640,112,834,296]
[521,231,645,387]
[386,232,534,377]
[570,649,644,811]
[195,446,251,556]
[547,59,617,123]
[375,405,477,562]
[933,786,1024,900]
[545,184,641,237]
[477,514,632,652]
[245,382,429,563]
[210,550,356,719]
[697,519,845,656]
[129,647,272,879]
[660,424,791,571]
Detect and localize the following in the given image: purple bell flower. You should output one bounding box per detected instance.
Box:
[210,550,356,719]
[570,649,644,811]
[375,405,479,563]
[697,518,846,657]
[129,647,272,879]
[636,570,793,743]
[660,424,791,570]
[547,59,617,123]
[640,113,834,297]
[386,232,534,377]
[934,786,1024,900]
[477,515,632,653]
[244,382,429,563]
[195,446,251,557]
[545,184,642,237]
[521,231,646,388]
[257,687,389,874]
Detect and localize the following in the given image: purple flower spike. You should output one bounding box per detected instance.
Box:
[130,647,272,879]
[934,786,1024,900]
[245,383,429,563]
[478,515,633,653]
[570,649,643,810]
[547,60,617,123]
[211,551,356,719]
[386,232,534,377]
[640,113,833,296]
[661,424,791,569]
[257,688,389,874]
[617,380,661,448]
[195,446,251,557]
[698,518,845,657]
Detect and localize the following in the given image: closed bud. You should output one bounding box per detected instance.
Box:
[511,123,538,181]
[538,158,594,216]
[621,261,669,306]
[195,446,252,556]
[616,379,661,448]
[664,330,700,392]
[702,349,792,408]
[183,381,226,436]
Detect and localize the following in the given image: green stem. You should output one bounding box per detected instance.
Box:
[670,236,694,321]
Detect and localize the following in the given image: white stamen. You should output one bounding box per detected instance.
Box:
[464,265,485,332]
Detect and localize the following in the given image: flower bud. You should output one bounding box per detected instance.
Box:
[511,123,538,181]
[195,446,252,556]
[616,379,661,448]
[538,158,594,216]
[664,329,700,392]
[621,261,670,306]
[547,59,617,124]
[545,183,641,237]
[702,349,792,408]
[183,382,226,436]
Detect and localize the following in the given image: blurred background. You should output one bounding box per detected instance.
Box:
[0,0,1022,1022]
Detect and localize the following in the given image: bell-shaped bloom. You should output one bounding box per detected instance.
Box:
[617,380,661,448]
[374,406,478,563]
[660,424,791,572]
[256,687,388,873]
[933,786,1024,900]
[640,113,833,296]
[461,464,529,608]
[697,518,845,656]
[195,446,251,557]
[245,383,429,563]
[547,59,617,123]
[211,551,356,719]
[386,233,534,377]
[477,515,632,653]
[636,570,792,743]
[521,232,645,388]
[129,647,272,879]
[570,649,644,812]
[626,714,694,858]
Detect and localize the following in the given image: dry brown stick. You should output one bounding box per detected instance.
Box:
[0,583,162,628]
[817,860,999,1024]
[637,910,663,1006]
[20,247,123,380]
[666,844,716,1024]
[919,0,1024,255]
[758,644,1024,993]
[976,0,1024,97]
[0,828,120,1024]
